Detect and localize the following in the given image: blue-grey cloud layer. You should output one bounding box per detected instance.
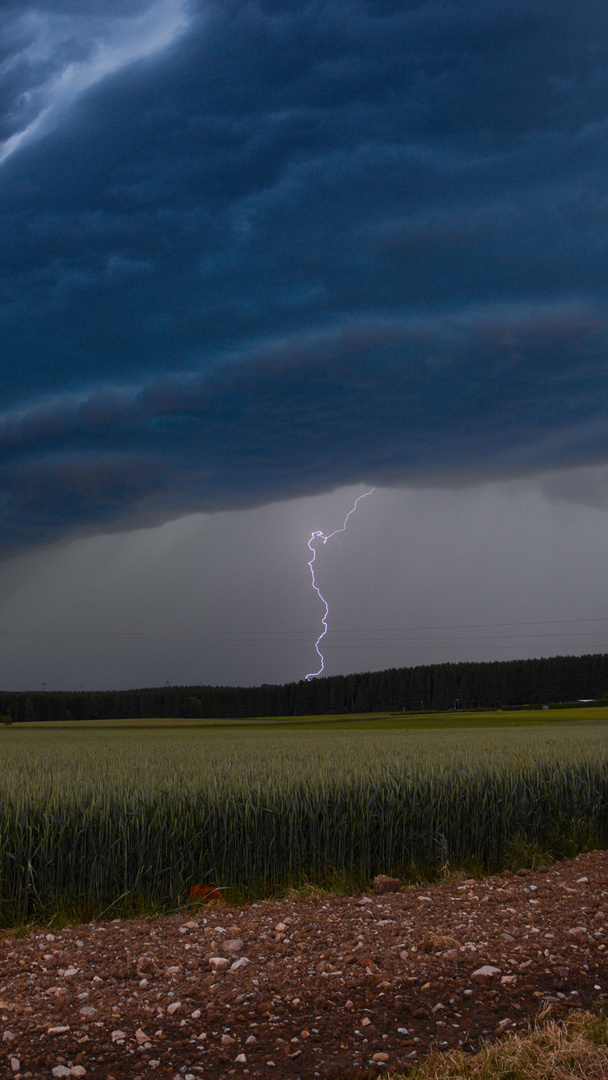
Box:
[1,0,608,549]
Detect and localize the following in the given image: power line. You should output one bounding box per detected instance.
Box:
[1,626,608,648]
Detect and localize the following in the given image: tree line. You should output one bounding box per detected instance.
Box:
[3,651,608,723]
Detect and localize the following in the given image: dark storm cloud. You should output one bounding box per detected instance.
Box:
[1,0,608,548]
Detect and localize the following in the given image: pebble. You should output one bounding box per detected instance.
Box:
[222,1034,236,1046]
[372,1051,389,1062]
[235,1053,247,1063]
[230,957,250,971]
[3,1031,16,1042]
[10,1057,20,1074]
[471,965,501,980]
[224,938,244,954]
[167,1001,182,1015]
[209,956,230,970]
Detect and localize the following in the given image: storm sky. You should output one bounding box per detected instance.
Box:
[1,0,608,691]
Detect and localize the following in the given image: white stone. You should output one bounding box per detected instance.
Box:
[235,1053,247,1063]
[10,1057,20,1074]
[472,965,501,980]
[224,938,244,954]
[136,1029,151,1044]
[209,956,230,969]
[2,1031,16,1042]
[167,1001,181,1015]
[70,1068,87,1078]
[52,1068,72,1079]
[230,957,250,971]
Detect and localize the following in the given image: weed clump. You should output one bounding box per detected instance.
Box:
[405,1010,608,1079]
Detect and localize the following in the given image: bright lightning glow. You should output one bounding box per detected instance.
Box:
[305,488,375,680]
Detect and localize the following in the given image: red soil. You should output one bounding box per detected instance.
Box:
[2,850,608,1079]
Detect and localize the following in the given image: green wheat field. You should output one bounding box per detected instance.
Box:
[1,708,608,927]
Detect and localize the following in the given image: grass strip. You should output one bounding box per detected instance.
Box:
[399,1009,608,1079]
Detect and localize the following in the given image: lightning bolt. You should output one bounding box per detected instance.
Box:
[305,488,375,680]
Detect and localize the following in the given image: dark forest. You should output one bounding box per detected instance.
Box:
[3,652,608,723]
